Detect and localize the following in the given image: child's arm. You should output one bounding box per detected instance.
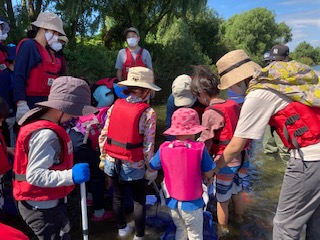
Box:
[201,147,216,179]
[26,129,74,187]
[145,149,161,184]
[98,106,113,169]
[141,107,156,167]
[198,110,224,152]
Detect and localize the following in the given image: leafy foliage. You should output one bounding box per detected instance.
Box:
[151,18,211,81]
[291,41,320,65]
[64,38,118,82]
[221,8,292,64]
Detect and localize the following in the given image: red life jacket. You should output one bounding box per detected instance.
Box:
[76,106,110,150]
[0,45,8,72]
[269,101,320,150]
[161,140,204,201]
[205,100,241,155]
[0,223,29,240]
[17,39,61,97]
[104,99,149,162]
[0,131,11,175]
[122,47,146,80]
[13,120,74,201]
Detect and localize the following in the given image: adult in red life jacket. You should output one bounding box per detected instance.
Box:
[99,67,161,239]
[115,27,153,81]
[14,12,66,123]
[214,49,320,239]
[149,108,215,240]
[13,76,97,239]
[190,65,246,237]
[0,16,10,72]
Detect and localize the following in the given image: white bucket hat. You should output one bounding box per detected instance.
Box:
[32,12,65,36]
[118,67,161,91]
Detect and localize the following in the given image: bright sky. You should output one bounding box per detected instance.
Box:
[208,0,320,51]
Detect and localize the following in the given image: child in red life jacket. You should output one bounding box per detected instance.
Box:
[0,97,15,210]
[149,108,215,240]
[99,67,161,239]
[68,78,117,222]
[13,76,98,240]
[190,66,245,236]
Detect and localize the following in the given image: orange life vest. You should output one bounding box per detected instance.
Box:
[13,120,74,201]
[205,100,241,155]
[104,99,149,162]
[17,39,61,97]
[269,101,320,150]
[122,47,146,80]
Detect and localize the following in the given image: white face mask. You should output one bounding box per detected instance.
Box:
[50,42,63,52]
[45,31,59,45]
[0,30,8,41]
[229,81,247,96]
[127,37,138,47]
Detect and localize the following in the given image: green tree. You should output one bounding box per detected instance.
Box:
[186,8,225,63]
[102,0,207,48]
[291,41,319,65]
[152,18,211,81]
[221,8,292,64]
[54,0,107,47]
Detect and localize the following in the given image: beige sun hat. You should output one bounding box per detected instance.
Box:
[216,49,261,90]
[58,35,68,44]
[172,74,196,107]
[118,67,161,91]
[32,12,65,36]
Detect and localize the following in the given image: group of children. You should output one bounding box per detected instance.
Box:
[0,62,251,239]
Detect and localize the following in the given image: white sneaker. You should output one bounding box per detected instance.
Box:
[133,235,144,240]
[118,225,133,238]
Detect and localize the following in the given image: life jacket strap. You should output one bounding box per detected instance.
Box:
[106,137,143,149]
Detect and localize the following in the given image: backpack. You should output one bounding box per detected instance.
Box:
[75,106,109,150]
[91,77,117,107]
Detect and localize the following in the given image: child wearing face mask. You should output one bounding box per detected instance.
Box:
[13,76,98,239]
[13,12,66,124]
[190,66,246,237]
[99,67,161,240]
[115,27,153,81]
[0,16,10,73]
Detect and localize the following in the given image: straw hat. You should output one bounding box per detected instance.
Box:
[118,67,161,91]
[32,12,65,36]
[216,49,261,90]
[164,108,207,136]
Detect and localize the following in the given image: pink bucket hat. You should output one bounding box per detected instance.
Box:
[164,108,207,136]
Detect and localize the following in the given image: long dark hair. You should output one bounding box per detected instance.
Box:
[190,65,220,97]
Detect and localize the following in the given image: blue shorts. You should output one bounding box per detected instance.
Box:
[215,165,240,202]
